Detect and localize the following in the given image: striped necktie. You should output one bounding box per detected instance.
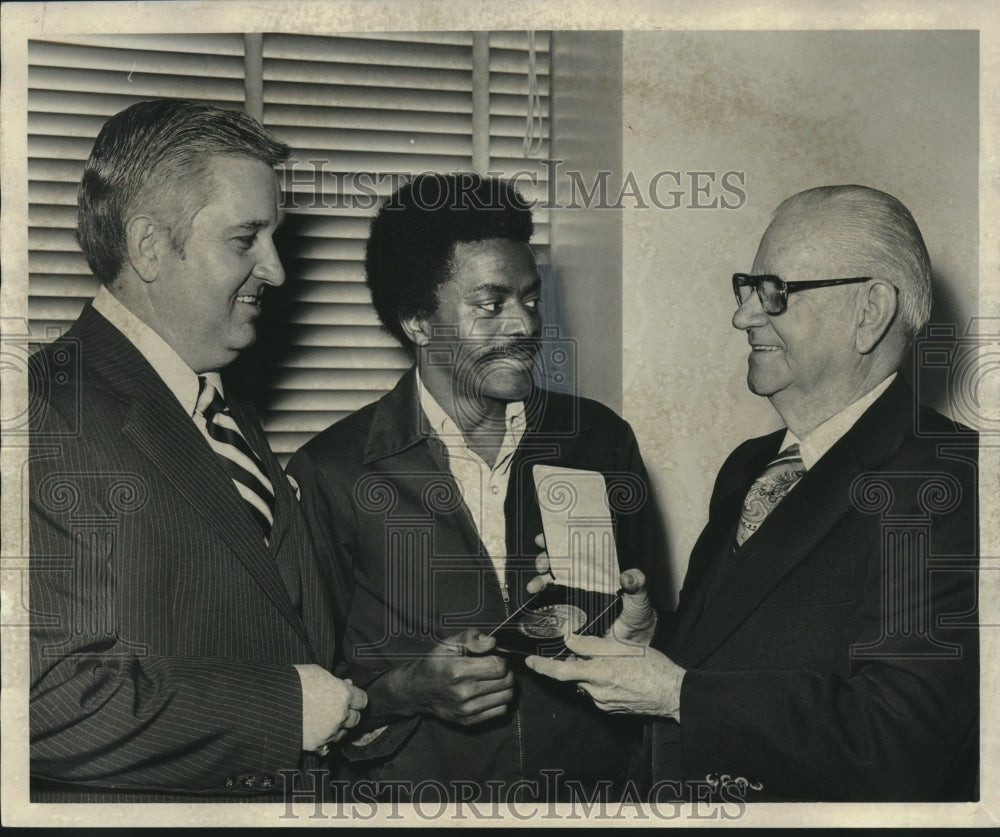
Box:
[196,376,275,543]
[734,443,806,548]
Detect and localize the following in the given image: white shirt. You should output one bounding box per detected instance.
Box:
[92,286,223,440]
[417,370,526,594]
[780,373,897,470]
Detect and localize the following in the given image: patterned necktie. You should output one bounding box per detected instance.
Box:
[734,443,806,548]
[195,376,275,543]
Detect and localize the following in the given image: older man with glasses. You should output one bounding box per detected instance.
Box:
[528,184,979,802]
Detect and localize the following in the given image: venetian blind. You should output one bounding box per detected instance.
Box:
[26,34,248,341]
[26,31,551,462]
[254,31,550,460]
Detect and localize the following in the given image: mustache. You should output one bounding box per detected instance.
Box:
[476,341,540,363]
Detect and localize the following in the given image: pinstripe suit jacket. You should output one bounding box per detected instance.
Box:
[29,303,337,802]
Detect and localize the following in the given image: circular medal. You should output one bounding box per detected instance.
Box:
[517,603,587,638]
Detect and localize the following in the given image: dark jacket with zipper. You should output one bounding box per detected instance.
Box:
[288,367,664,800]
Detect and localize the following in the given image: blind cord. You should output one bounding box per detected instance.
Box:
[522,30,544,158]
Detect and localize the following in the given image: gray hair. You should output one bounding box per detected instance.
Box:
[772,185,932,344]
[77,99,290,284]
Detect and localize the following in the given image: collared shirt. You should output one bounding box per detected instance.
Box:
[780,373,897,470]
[416,369,526,587]
[92,286,224,438]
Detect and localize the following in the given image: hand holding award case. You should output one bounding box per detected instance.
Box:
[490,465,622,657]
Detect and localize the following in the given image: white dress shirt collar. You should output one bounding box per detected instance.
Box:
[92,286,223,415]
[780,373,896,470]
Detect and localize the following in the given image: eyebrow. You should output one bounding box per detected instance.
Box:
[230,218,281,233]
[469,279,542,296]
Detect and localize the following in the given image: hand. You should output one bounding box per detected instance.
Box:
[525,632,685,721]
[296,664,368,752]
[381,629,514,726]
[525,531,657,646]
[526,533,554,595]
[609,568,657,646]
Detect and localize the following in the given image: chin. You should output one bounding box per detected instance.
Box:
[479,367,535,401]
[746,372,779,398]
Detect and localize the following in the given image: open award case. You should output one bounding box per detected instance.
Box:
[490,464,622,658]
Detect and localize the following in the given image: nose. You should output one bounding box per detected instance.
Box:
[502,300,541,338]
[732,290,768,331]
[253,236,285,287]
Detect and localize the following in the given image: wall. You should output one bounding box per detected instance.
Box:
[620,31,979,601]
[548,31,624,413]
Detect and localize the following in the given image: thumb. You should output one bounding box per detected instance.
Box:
[618,569,653,626]
[619,568,646,595]
[445,628,496,655]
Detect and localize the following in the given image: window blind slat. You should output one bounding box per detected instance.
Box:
[265,104,472,134]
[264,32,474,58]
[265,59,473,90]
[273,128,472,156]
[272,324,402,349]
[42,33,246,54]
[29,66,246,100]
[263,81,472,113]
[28,89,244,116]
[278,346,411,370]
[29,42,246,76]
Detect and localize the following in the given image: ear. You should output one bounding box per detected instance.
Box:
[400,314,431,348]
[125,215,164,284]
[855,280,898,354]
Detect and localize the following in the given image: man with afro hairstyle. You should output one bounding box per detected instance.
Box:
[288,173,663,801]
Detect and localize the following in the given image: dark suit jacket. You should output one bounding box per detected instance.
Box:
[288,367,665,799]
[651,377,979,802]
[29,303,338,801]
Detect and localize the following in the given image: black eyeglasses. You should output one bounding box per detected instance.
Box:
[732,273,872,315]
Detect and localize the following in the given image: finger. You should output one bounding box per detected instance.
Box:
[563,631,615,658]
[461,686,515,717]
[525,655,583,682]
[349,685,368,710]
[457,666,514,693]
[437,628,484,656]
[526,574,552,595]
[445,629,497,656]
[619,568,646,595]
[460,702,513,726]
[534,551,550,575]
[567,630,646,658]
[461,631,498,655]
[450,652,507,679]
[534,532,546,549]
[343,709,361,729]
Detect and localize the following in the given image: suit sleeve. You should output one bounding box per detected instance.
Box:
[29,403,304,794]
[286,447,420,762]
[610,417,671,618]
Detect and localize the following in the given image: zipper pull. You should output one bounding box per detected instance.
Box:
[499,579,510,603]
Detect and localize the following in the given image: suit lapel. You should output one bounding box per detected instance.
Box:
[76,306,312,648]
[674,379,914,667]
[679,446,862,665]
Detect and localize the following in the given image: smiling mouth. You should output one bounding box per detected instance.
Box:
[751,345,782,352]
[236,294,263,307]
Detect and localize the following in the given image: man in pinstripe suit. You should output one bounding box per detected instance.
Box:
[28,99,365,801]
